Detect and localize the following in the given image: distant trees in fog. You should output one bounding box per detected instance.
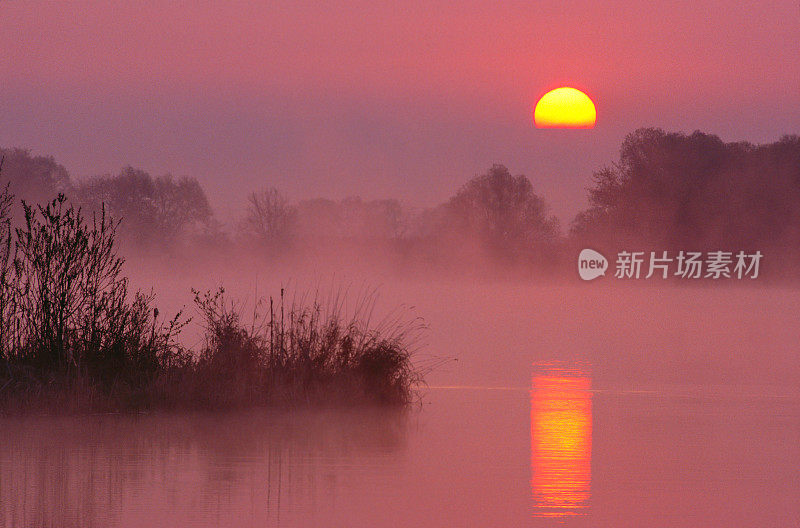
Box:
[429,164,559,263]
[235,166,556,264]
[0,149,562,264]
[237,191,409,257]
[240,188,297,249]
[4,126,800,273]
[294,196,406,241]
[74,167,213,248]
[571,128,800,258]
[0,148,71,205]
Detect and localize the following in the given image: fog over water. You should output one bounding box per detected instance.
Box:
[2,130,800,525]
[3,263,799,526]
[123,249,800,391]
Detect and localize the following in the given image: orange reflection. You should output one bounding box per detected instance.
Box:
[530,364,592,517]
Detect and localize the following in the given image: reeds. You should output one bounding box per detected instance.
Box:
[190,285,425,407]
[0,186,424,413]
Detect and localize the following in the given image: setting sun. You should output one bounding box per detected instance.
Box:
[534,87,596,128]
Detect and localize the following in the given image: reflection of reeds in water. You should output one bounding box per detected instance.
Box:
[0,409,407,527]
[530,362,592,518]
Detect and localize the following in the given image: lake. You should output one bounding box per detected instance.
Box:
[2,282,798,527]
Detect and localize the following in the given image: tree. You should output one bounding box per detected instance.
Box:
[75,167,213,247]
[571,128,800,258]
[0,147,71,204]
[436,164,559,261]
[240,188,296,249]
[294,196,405,241]
[151,173,213,240]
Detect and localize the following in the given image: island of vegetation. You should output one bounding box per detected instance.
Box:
[0,184,422,413]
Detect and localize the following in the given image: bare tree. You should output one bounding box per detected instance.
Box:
[241,188,296,248]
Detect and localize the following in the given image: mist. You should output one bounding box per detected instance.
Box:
[3,127,799,284]
[3,128,798,389]
[2,1,799,523]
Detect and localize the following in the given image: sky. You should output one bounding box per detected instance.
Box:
[1,1,798,225]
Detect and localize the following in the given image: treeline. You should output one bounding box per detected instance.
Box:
[570,129,800,261]
[3,127,799,275]
[0,148,560,268]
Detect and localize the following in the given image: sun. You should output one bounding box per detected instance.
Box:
[534,87,596,129]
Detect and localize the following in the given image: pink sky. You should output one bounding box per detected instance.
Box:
[1,1,798,223]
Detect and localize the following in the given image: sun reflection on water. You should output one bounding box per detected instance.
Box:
[530,363,592,517]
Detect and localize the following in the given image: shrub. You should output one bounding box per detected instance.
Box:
[191,287,424,407]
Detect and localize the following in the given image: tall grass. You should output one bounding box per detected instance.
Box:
[0,184,424,412]
[0,188,190,411]
[191,286,424,407]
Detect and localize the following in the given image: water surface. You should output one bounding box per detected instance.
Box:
[2,285,799,527]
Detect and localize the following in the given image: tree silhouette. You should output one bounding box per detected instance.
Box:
[76,167,213,247]
[240,188,296,249]
[436,164,559,262]
[0,148,71,204]
[295,196,405,241]
[572,128,800,258]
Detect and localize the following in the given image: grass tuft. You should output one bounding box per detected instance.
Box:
[189,286,424,407]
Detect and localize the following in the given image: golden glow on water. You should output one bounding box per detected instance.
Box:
[530,366,592,517]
